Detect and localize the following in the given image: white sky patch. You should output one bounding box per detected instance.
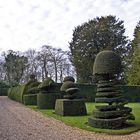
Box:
[0,0,140,52]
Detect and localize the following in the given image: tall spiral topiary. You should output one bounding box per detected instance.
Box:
[88,50,135,129]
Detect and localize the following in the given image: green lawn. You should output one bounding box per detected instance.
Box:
[29,103,140,134]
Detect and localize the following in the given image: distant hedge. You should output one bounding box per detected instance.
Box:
[8,85,26,103]
[8,83,140,103]
[76,84,140,102]
[119,85,140,102]
[0,88,9,96]
[0,80,10,96]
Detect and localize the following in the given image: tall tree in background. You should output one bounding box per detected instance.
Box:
[49,48,67,82]
[3,50,28,83]
[37,45,53,80]
[0,47,77,83]
[69,15,130,83]
[24,49,40,81]
[127,21,140,85]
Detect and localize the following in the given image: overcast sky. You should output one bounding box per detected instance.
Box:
[0,0,140,52]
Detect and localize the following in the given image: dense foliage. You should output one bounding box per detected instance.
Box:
[69,15,131,83]
[127,21,140,85]
[3,50,28,83]
[88,51,134,129]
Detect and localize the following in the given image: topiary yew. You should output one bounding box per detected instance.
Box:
[55,76,87,116]
[37,76,61,109]
[63,76,75,82]
[60,76,78,99]
[38,77,55,93]
[88,50,135,129]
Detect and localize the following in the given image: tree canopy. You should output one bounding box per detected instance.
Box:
[3,50,28,83]
[69,15,131,83]
[127,21,140,85]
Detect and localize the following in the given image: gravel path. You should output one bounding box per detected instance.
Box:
[0,96,140,140]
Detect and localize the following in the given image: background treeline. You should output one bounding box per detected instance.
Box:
[0,45,76,85]
[0,15,140,85]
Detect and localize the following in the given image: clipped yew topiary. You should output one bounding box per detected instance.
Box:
[63,76,75,82]
[55,76,87,116]
[88,50,135,129]
[38,77,55,93]
[21,74,40,103]
[37,77,61,109]
[25,74,40,91]
[37,92,61,109]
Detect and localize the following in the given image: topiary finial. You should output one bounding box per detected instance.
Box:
[93,50,122,75]
[60,76,78,99]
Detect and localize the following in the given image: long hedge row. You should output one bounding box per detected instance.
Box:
[7,84,140,103]
[0,88,9,96]
[76,84,140,102]
[8,85,26,103]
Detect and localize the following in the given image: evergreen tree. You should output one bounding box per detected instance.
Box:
[69,15,130,83]
[127,21,140,85]
[3,50,28,83]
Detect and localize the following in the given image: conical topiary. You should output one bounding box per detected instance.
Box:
[88,50,135,129]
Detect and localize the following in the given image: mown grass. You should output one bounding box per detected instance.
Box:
[29,103,140,134]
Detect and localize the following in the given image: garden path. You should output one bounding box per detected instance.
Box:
[0,96,139,140]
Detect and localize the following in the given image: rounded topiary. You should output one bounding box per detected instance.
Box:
[88,50,135,129]
[60,81,76,92]
[93,50,121,75]
[63,76,75,82]
[38,77,55,93]
[60,76,78,99]
[25,74,37,86]
[24,74,40,95]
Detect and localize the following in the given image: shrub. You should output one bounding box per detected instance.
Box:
[37,93,61,109]
[8,85,26,103]
[23,94,37,105]
[0,88,9,96]
[88,50,135,129]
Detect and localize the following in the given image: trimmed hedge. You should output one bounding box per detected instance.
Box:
[88,116,125,129]
[37,93,62,109]
[76,84,96,102]
[55,99,87,116]
[23,94,37,105]
[93,107,132,119]
[119,85,140,102]
[7,83,140,103]
[0,88,9,96]
[76,84,140,102]
[8,85,26,103]
[96,92,120,97]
